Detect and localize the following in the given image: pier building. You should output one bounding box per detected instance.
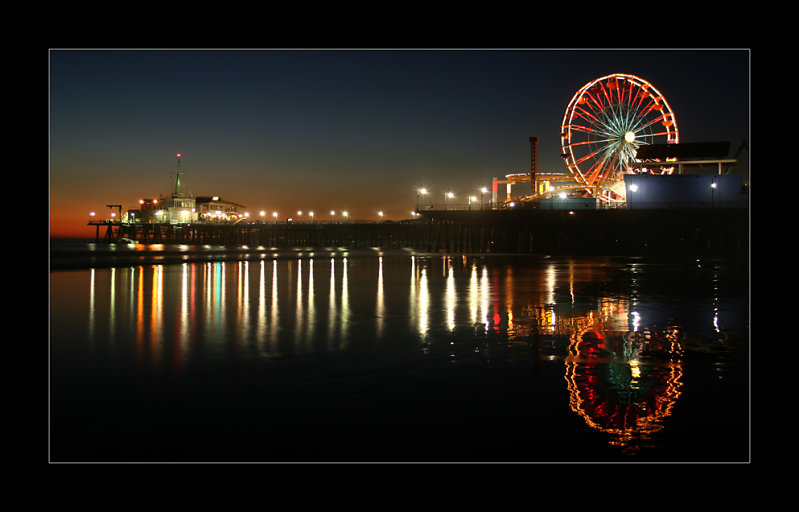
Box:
[195,196,246,222]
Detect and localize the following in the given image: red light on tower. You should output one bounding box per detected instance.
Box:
[177,153,181,158]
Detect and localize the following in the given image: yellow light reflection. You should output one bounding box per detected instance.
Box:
[258,260,266,349]
[88,268,95,344]
[505,265,514,337]
[109,267,116,346]
[377,256,384,338]
[271,259,279,352]
[469,262,478,326]
[150,265,163,364]
[446,257,455,331]
[239,261,251,346]
[296,257,303,348]
[341,257,350,347]
[419,263,429,339]
[136,266,144,358]
[307,257,315,346]
[177,263,189,373]
[480,265,489,331]
[329,257,336,349]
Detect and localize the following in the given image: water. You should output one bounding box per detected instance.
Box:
[49,244,750,462]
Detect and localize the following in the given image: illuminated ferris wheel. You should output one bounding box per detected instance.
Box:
[560,73,679,202]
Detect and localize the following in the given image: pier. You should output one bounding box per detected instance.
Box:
[89,207,749,257]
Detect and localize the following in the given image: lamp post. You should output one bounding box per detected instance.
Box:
[417,187,427,211]
[480,186,488,210]
[444,192,454,210]
[629,183,638,209]
[711,181,717,208]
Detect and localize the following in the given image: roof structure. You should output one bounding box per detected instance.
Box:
[636,141,730,160]
[633,141,738,175]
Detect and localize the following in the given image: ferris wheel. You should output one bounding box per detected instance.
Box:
[560,73,679,202]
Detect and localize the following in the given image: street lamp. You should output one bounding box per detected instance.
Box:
[445,191,454,210]
[378,211,384,220]
[469,195,477,210]
[711,181,717,208]
[480,186,488,209]
[272,211,278,223]
[417,187,428,211]
[629,183,638,209]
[342,211,349,220]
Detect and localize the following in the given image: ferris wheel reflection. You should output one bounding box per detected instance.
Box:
[504,262,687,454]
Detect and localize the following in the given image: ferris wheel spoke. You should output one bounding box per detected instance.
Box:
[632,113,667,134]
[575,141,618,167]
[626,102,654,134]
[568,123,600,135]
[625,93,663,133]
[574,149,602,166]
[620,144,639,166]
[574,106,604,129]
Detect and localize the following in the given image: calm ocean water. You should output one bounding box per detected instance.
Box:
[49,240,750,462]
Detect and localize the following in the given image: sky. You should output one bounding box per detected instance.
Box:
[49,48,750,238]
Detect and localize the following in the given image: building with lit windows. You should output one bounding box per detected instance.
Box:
[160,194,198,223]
[123,198,161,224]
[195,196,246,222]
[123,197,198,224]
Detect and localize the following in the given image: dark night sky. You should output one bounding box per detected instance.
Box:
[49,48,750,237]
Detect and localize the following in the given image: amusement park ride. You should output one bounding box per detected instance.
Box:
[497,73,739,208]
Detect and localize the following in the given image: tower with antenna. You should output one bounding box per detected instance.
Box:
[161,152,197,223]
[173,152,185,198]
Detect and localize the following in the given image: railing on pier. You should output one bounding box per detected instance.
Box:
[89,219,430,250]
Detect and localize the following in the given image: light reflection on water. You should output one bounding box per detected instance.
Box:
[49,253,748,461]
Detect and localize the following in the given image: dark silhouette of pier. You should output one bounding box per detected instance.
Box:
[89,207,748,258]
